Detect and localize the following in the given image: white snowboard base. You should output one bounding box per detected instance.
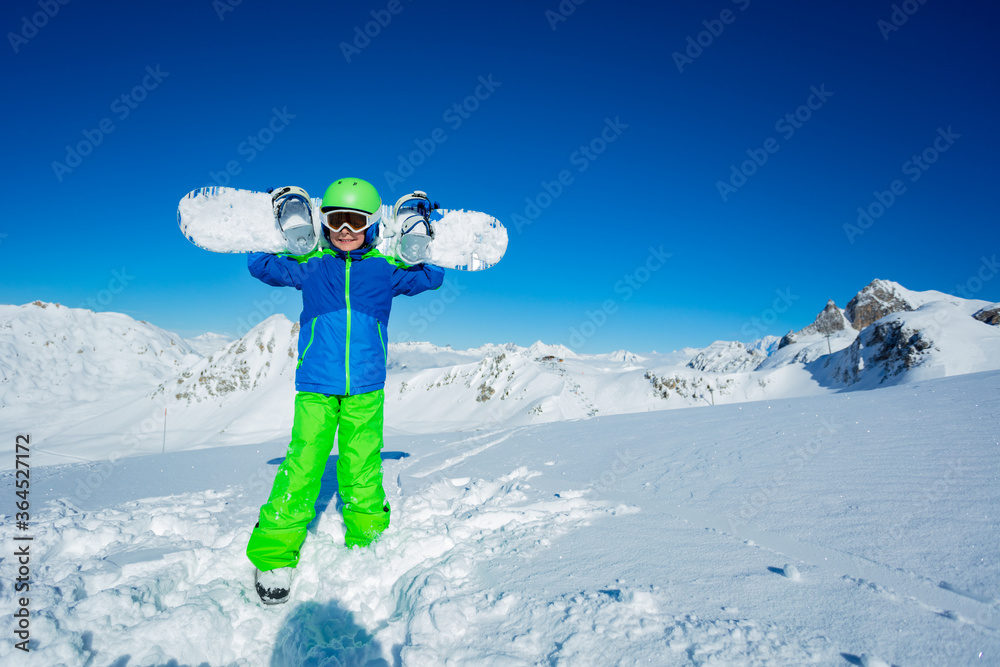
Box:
[177,186,508,271]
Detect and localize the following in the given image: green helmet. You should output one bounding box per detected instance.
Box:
[321,178,381,214]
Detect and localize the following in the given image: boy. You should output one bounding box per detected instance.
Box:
[246,177,444,604]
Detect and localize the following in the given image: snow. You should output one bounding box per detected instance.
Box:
[2,280,1000,664]
[424,209,508,269]
[178,187,289,254]
[3,371,998,665]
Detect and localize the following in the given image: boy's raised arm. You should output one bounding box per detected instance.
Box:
[391,262,445,296]
[248,252,308,289]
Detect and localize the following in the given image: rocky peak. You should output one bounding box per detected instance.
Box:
[777,300,850,350]
[845,279,913,330]
[800,300,850,336]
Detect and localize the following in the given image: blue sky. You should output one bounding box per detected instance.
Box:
[3,0,998,353]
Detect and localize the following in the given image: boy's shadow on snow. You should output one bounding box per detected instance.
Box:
[270,599,391,667]
[266,452,409,532]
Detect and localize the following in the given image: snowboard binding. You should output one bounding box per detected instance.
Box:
[270,186,317,255]
[391,191,440,265]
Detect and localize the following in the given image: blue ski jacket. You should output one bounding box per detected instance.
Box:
[248,247,444,396]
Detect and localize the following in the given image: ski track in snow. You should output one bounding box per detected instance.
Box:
[409,427,532,479]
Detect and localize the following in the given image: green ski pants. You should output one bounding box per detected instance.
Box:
[247,390,389,570]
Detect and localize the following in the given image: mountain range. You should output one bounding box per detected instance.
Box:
[2,279,998,467]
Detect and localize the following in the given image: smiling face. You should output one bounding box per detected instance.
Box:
[328,227,366,251]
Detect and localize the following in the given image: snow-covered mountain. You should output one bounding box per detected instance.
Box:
[0,301,198,408]
[3,278,998,466]
[686,340,767,374]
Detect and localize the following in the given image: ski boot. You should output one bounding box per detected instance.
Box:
[254,566,293,605]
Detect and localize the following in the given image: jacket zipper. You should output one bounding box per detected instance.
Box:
[344,255,352,395]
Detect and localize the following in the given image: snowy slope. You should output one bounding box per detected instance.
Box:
[2,370,998,665]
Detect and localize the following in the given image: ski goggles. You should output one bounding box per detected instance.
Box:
[320,207,381,233]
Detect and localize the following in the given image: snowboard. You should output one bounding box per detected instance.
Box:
[177,186,508,271]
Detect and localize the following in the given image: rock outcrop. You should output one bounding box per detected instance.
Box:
[973,303,1000,326]
[845,279,914,330]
